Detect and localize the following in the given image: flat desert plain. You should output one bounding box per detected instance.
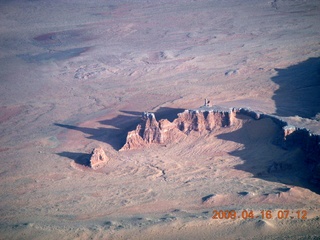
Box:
[1,0,320,239]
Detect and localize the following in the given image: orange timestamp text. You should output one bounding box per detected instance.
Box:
[212,209,308,220]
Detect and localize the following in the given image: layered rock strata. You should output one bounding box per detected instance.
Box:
[120,112,185,151]
[120,106,320,185]
[121,107,240,151]
[175,108,236,133]
[121,107,319,152]
[234,108,320,183]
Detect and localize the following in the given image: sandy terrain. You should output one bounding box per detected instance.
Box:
[1,0,320,239]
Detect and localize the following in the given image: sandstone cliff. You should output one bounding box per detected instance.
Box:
[120,112,185,151]
[233,108,320,186]
[120,105,320,186]
[121,107,238,151]
[174,108,236,133]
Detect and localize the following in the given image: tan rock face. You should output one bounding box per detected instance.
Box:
[89,147,109,170]
[120,125,147,151]
[120,106,320,187]
[120,109,235,150]
[143,113,161,143]
[174,109,236,133]
[120,112,186,150]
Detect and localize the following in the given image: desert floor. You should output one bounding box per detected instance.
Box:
[1,0,320,239]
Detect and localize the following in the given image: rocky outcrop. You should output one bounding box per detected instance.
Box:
[121,107,319,156]
[120,105,320,186]
[90,147,109,170]
[120,112,185,151]
[121,107,240,151]
[279,126,320,184]
[234,109,320,181]
[121,106,251,151]
[174,108,236,133]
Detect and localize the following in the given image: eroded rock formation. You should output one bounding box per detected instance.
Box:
[175,108,236,133]
[90,147,109,170]
[119,107,286,150]
[121,106,240,151]
[280,126,320,184]
[120,112,185,151]
[120,104,320,186]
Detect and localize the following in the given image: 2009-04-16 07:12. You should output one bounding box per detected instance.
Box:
[212,210,308,220]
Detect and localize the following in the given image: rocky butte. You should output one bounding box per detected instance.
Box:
[89,147,109,170]
[120,100,320,186]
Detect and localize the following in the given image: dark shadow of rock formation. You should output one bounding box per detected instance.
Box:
[57,151,91,167]
[271,57,320,118]
[18,47,90,63]
[216,115,320,194]
[54,108,185,151]
[54,123,129,151]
